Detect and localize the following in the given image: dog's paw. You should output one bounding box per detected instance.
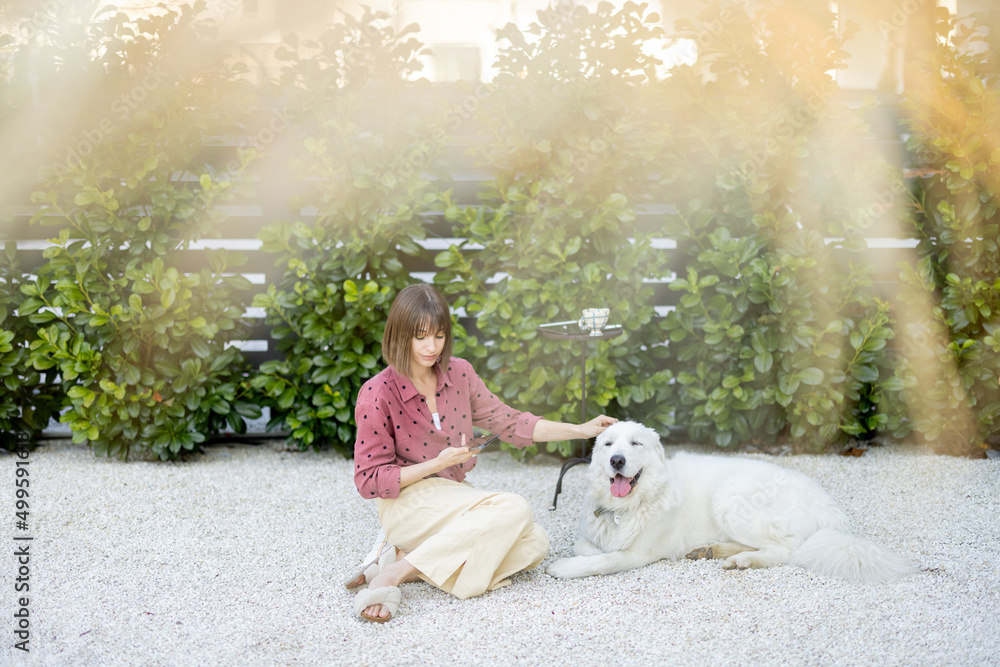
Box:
[546,557,587,579]
[722,554,754,570]
[686,546,714,560]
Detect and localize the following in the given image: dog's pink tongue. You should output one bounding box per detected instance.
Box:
[610,474,632,498]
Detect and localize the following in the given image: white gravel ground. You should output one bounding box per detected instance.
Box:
[2,439,998,666]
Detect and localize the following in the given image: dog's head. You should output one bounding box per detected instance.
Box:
[589,421,666,502]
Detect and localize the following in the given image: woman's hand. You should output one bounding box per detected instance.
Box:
[433,433,478,468]
[578,415,618,439]
[399,434,479,490]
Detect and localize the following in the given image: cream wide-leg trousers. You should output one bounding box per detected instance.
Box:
[376,477,549,600]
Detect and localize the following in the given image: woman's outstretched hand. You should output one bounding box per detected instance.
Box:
[578,415,618,439]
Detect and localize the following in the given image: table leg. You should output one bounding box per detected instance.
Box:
[550,456,590,510]
[550,340,592,511]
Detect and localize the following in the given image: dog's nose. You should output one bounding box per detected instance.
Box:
[610,454,626,471]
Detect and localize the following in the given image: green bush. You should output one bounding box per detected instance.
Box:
[895,8,1000,455]
[0,244,62,446]
[433,1,673,456]
[654,1,897,452]
[20,3,260,460]
[252,9,442,451]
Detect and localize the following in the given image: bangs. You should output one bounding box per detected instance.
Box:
[414,310,451,338]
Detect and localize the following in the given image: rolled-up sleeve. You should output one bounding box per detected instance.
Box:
[354,386,402,499]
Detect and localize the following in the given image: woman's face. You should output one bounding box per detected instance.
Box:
[410,326,446,372]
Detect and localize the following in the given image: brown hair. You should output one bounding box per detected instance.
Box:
[381,284,453,378]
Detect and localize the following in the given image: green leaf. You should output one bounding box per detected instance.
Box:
[278,387,296,410]
[74,191,96,206]
[754,351,773,373]
[343,280,359,302]
[435,250,455,268]
[190,338,211,359]
[798,368,825,385]
[779,375,800,395]
[850,365,879,383]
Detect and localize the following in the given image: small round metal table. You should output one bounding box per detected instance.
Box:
[537,321,624,510]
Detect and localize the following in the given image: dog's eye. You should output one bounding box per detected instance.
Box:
[630,441,642,447]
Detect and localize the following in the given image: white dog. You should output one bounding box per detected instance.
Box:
[546,421,916,584]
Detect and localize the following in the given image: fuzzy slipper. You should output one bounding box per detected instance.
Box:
[344,532,396,590]
[354,586,402,623]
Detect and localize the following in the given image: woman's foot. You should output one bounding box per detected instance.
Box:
[361,558,420,621]
[344,571,367,589]
[344,547,400,589]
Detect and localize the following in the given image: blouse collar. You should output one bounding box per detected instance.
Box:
[388,361,453,402]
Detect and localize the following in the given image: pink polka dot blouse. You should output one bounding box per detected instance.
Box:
[353,357,541,500]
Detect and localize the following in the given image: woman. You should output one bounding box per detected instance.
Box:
[350,284,616,622]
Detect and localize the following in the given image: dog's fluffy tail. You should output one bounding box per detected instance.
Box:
[790,529,917,584]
